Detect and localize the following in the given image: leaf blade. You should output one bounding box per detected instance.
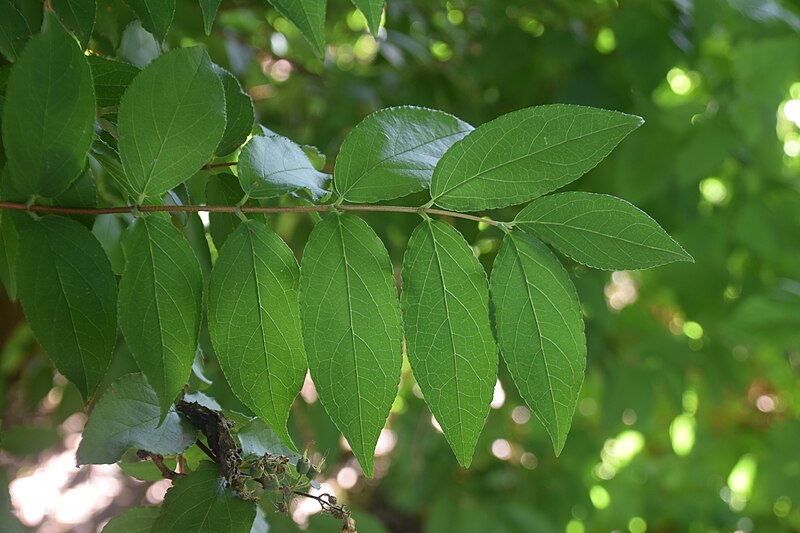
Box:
[153,461,256,533]
[2,13,95,197]
[514,192,693,270]
[52,0,96,48]
[430,105,643,211]
[199,0,222,35]
[76,373,197,465]
[208,221,307,448]
[118,214,204,415]
[120,0,175,42]
[117,47,225,201]
[88,56,140,108]
[16,215,117,400]
[489,232,585,454]
[400,220,497,467]
[266,0,326,56]
[213,65,255,156]
[299,213,402,477]
[238,134,330,200]
[350,0,383,35]
[335,106,473,203]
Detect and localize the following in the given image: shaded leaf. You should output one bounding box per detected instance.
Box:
[117,47,225,201]
[238,135,330,200]
[16,216,116,400]
[120,0,174,42]
[213,65,255,156]
[400,220,497,467]
[153,461,257,533]
[199,0,222,35]
[206,174,251,249]
[88,56,140,107]
[266,0,326,56]
[208,221,306,447]
[0,209,18,299]
[299,213,402,477]
[2,13,95,197]
[0,0,31,61]
[92,214,130,275]
[118,214,204,415]
[52,0,96,48]
[430,105,643,211]
[102,506,160,533]
[489,232,585,454]
[514,192,693,270]
[237,417,300,463]
[335,106,472,203]
[77,373,197,465]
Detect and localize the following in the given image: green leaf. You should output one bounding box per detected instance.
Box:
[118,214,204,415]
[213,65,255,157]
[16,216,117,400]
[238,134,330,200]
[430,105,643,211]
[121,0,175,43]
[350,0,383,35]
[102,506,160,533]
[76,373,197,465]
[489,232,585,454]
[39,165,97,228]
[117,47,225,201]
[237,417,301,463]
[206,174,252,249]
[0,209,18,299]
[335,106,473,203]
[88,56,140,107]
[92,214,129,275]
[2,13,95,198]
[153,461,257,533]
[514,192,693,270]
[299,213,402,477]
[208,221,306,448]
[401,220,497,467]
[266,0,326,56]
[0,0,31,61]
[199,0,222,35]
[52,0,96,48]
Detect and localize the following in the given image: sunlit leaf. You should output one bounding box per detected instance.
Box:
[118,214,204,415]
[238,134,330,200]
[117,47,225,201]
[401,220,497,467]
[208,221,306,448]
[490,231,585,454]
[431,105,643,211]
[335,106,472,203]
[514,192,693,270]
[299,213,402,477]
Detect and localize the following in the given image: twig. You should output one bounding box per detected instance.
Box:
[0,202,506,227]
[136,450,180,480]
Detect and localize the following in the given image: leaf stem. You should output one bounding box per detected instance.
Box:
[0,202,506,227]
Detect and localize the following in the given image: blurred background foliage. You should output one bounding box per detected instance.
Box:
[1,0,800,531]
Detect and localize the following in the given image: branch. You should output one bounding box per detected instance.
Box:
[0,202,507,227]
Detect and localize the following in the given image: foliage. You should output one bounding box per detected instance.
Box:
[1,0,799,532]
